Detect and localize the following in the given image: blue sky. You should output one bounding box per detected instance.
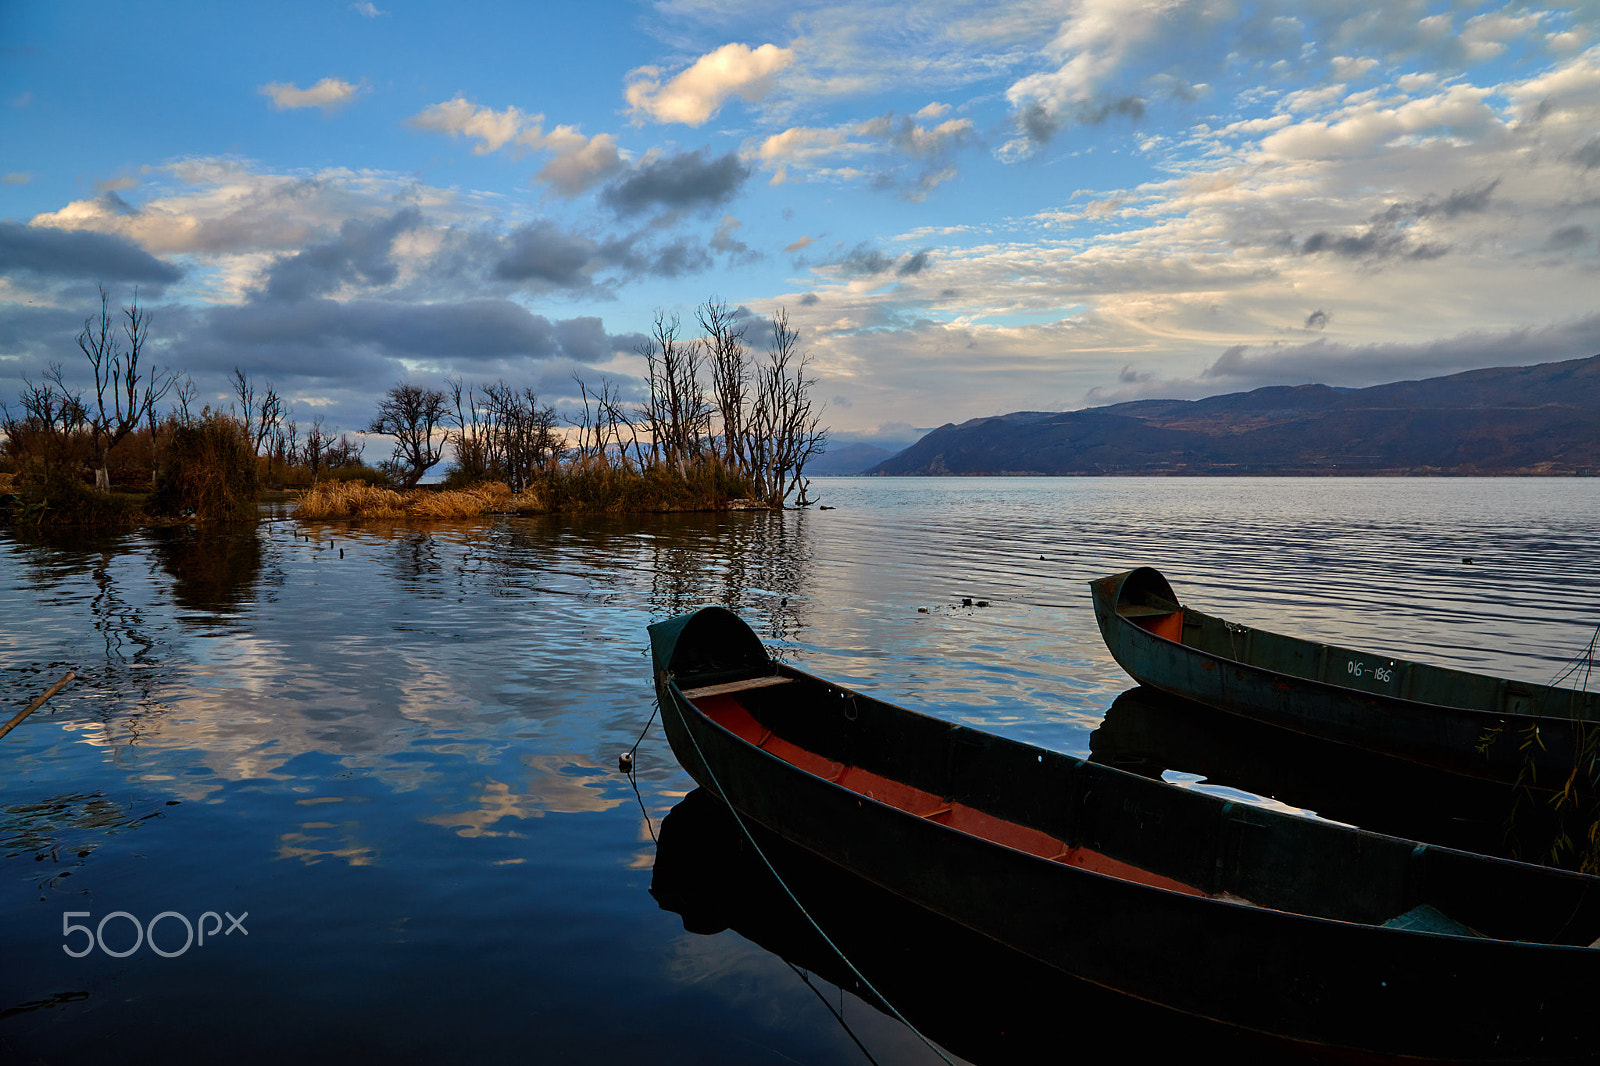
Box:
[3,0,1599,452]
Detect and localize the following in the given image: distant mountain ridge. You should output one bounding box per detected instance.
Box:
[868,354,1600,476]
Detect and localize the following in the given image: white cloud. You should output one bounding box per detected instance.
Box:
[756,125,859,168]
[26,158,481,264]
[750,110,973,193]
[406,99,626,194]
[3,172,29,185]
[897,117,974,157]
[763,41,1600,430]
[989,0,1584,157]
[1547,29,1587,55]
[1006,0,1179,113]
[1330,55,1378,81]
[407,97,531,153]
[1258,84,1496,161]
[626,42,794,126]
[1503,44,1600,118]
[259,77,363,112]
[1459,10,1543,61]
[351,1,386,16]
[522,127,627,196]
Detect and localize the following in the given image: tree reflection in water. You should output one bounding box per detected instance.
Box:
[149,523,266,617]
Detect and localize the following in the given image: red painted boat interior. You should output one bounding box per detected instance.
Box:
[1128,609,1183,642]
[693,692,1204,898]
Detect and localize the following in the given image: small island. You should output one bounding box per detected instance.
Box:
[1,296,826,527]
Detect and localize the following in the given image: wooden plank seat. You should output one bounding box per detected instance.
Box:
[680,676,794,699]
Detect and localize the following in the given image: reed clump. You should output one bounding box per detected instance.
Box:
[155,414,259,522]
[291,466,757,521]
[294,479,543,520]
[405,481,521,518]
[294,480,408,519]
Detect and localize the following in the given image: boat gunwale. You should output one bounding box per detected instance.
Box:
[664,667,1240,905]
[658,662,1599,951]
[647,605,1600,1061]
[1142,602,1592,728]
[1091,566,1600,728]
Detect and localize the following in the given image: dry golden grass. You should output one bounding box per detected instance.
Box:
[295,479,537,520]
[405,481,517,517]
[294,481,407,519]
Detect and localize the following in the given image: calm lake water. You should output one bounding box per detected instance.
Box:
[4,477,1600,1064]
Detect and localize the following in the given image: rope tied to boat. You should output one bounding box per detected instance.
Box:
[671,690,960,1066]
[623,698,662,843]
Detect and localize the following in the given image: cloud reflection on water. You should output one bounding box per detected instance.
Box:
[6,481,1600,1063]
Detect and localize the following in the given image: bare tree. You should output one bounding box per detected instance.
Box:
[578,374,640,468]
[231,367,284,456]
[568,375,600,463]
[637,310,710,472]
[749,308,827,508]
[79,286,173,490]
[325,432,364,470]
[622,300,828,506]
[302,415,336,481]
[276,417,300,470]
[170,374,199,427]
[481,382,562,491]
[368,382,448,488]
[230,367,255,430]
[1,364,90,471]
[442,378,565,490]
[445,377,493,483]
[255,386,284,457]
[699,298,751,469]
[594,376,643,468]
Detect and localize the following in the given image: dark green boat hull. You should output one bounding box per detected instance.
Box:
[1090,567,1600,791]
[649,606,1600,1062]
[651,787,1295,1064]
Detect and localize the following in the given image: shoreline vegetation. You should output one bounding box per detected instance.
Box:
[1,294,825,528]
[292,461,773,521]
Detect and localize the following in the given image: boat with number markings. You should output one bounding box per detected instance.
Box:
[1090,566,1600,792]
[648,605,1600,1062]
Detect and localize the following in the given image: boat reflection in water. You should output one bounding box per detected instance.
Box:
[1089,685,1577,866]
[1088,681,1600,864]
[653,788,1306,1065]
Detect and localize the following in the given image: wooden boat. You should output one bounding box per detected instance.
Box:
[1090,566,1600,791]
[649,606,1600,1062]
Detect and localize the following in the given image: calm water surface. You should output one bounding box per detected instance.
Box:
[3,477,1599,1064]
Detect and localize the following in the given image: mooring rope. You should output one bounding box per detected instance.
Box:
[785,959,885,1066]
[1556,622,1600,694]
[662,690,961,1066]
[624,702,661,843]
